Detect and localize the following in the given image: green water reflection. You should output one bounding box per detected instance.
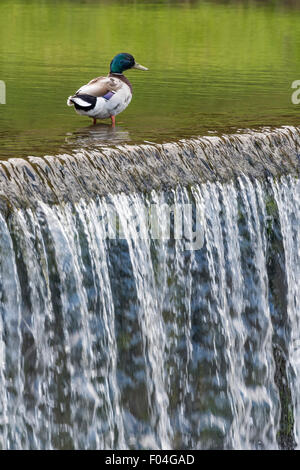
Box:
[0,0,300,158]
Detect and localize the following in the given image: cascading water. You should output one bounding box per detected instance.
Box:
[0,127,299,450]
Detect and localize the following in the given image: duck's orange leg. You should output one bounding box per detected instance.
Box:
[93,118,97,125]
[111,115,116,127]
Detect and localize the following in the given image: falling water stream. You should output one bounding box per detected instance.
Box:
[0,127,299,449]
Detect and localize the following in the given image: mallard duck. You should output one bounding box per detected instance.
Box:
[67,53,148,126]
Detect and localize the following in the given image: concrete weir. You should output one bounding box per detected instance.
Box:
[0,126,299,449]
[0,126,299,208]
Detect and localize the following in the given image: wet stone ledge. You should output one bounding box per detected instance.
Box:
[0,126,299,209]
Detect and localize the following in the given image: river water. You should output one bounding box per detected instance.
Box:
[1,0,300,156]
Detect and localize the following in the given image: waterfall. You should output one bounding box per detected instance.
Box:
[0,127,299,449]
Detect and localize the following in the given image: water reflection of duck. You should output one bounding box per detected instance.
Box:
[64,123,131,148]
[67,53,148,127]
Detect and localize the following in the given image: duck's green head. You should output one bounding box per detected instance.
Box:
[110,53,148,74]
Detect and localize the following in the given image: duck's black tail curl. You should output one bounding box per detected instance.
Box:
[67,94,97,111]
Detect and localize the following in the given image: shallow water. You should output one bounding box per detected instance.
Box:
[1,0,300,158]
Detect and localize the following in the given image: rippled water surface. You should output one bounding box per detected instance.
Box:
[1,0,300,157]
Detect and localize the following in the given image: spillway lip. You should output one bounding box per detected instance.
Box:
[0,125,299,209]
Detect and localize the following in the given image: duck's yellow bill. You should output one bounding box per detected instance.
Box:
[132,63,148,71]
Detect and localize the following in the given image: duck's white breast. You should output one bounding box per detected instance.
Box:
[93,82,132,119]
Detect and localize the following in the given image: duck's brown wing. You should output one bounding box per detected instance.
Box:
[76,76,122,97]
